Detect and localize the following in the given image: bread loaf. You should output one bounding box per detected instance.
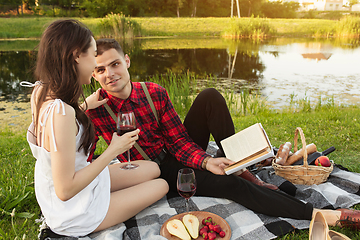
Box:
[275,142,292,165]
[284,143,317,166]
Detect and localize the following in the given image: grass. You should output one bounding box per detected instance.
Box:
[97,13,142,39]
[222,17,277,39]
[1,16,360,40]
[0,129,39,239]
[2,72,360,239]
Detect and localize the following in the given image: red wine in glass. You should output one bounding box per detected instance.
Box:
[117,112,139,170]
[177,168,196,212]
[117,125,137,136]
[177,183,196,199]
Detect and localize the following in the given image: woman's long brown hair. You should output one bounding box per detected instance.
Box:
[34,19,94,155]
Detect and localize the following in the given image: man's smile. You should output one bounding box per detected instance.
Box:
[107,77,121,85]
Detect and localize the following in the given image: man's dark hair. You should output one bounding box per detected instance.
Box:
[96,39,125,56]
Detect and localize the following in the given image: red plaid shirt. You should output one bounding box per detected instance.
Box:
[86,82,209,169]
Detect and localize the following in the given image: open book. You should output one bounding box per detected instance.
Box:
[221,123,274,175]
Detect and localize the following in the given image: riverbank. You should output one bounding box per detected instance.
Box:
[0,17,351,40]
[0,101,32,132]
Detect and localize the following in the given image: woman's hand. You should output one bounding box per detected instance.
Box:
[81,88,108,110]
[205,157,234,175]
[108,129,140,156]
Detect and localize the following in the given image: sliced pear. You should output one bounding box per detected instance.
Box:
[166,219,191,240]
[182,214,199,239]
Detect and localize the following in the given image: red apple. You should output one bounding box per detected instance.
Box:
[315,156,331,167]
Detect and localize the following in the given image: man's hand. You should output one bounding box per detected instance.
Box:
[81,88,108,110]
[205,157,234,175]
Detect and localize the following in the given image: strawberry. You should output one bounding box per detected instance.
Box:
[199,226,209,235]
[207,217,213,223]
[213,224,222,233]
[219,230,226,238]
[202,232,209,240]
[202,218,208,225]
[208,224,214,231]
[208,231,217,240]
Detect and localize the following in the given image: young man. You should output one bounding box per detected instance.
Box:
[86,38,360,227]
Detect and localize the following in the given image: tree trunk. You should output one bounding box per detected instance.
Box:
[231,0,234,17]
[177,7,180,17]
[236,0,240,17]
[192,0,197,17]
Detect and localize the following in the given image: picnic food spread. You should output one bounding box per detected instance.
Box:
[272,127,333,185]
[161,211,231,240]
[167,219,192,240]
[315,156,331,167]
[284,143,317,166]
[166,214,201,240]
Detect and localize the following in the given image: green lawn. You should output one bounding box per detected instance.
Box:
[0,17,345,39]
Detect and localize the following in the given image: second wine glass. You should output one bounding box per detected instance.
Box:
[117,111,139,170]
[177,168,197,213]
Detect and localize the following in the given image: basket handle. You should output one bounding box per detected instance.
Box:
[293,127,308,167]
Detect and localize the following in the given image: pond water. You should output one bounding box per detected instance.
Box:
[1,37,359,108]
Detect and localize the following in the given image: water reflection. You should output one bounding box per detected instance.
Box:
[129,48,265,82]
[1,38,359,107]
[0,51,36,102]
[259,40,360,106]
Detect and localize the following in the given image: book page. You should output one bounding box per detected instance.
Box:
[221,123,269,163]
[225,149,269,171]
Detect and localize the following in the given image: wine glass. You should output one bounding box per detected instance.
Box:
[117,111,139,170]
[177,168,197,213]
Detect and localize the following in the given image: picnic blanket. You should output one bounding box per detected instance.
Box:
[41,163,360,240]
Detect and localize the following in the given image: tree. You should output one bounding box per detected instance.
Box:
[39,0,60,16]
[176,0,184,17]
[2,0,23,14]
[239,0,263,17]
[261,1,300,18]
[196,0,230,17]
[348,0,359,11]
[191,0,198,16]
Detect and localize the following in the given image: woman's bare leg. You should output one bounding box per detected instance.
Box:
[94,178,169,232]
[108,160,161,191]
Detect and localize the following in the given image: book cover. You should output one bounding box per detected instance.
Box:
[221,123,274,175]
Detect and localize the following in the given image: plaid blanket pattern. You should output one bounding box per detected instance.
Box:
[44,164,360,240]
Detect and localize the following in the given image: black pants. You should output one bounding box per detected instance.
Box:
[159,88,313,220]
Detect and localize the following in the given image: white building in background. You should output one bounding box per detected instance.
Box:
[283,0,344,11]
[351,3,360,11]
[314,0,343,10]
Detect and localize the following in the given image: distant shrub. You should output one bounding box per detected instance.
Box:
[334,16,360,37]
[313,25,334,38]
[98,13,142,39]
[321,11,344,20]
[261,1,300,18]
[222,17,276,39]
[301,10,318,19]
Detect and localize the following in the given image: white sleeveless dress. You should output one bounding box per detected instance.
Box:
[27,99,110,237]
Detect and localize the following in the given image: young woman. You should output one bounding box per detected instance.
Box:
[26,19,168,237]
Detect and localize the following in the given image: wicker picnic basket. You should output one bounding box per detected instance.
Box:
[272,127,333,185]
